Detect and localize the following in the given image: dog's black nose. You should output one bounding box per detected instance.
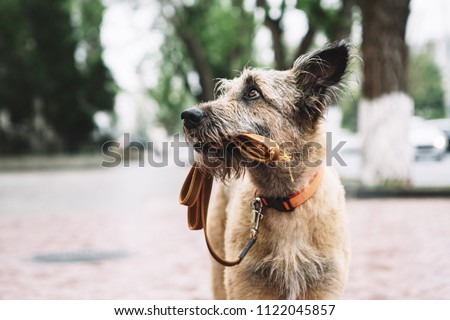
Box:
[181,108,204,128]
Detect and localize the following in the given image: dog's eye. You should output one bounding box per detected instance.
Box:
[245,88,260,100]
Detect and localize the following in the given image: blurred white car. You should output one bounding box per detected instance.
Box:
[427,118,450,152]
[410,116,448,161]
[336,116,448,161]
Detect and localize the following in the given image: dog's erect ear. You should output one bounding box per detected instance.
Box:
[292,41,350,98]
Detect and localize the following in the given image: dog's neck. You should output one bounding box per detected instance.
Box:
[248,131,325,198]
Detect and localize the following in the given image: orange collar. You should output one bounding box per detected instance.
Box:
[259,166,324,212]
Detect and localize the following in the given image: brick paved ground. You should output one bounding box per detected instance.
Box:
[0,165,449,299]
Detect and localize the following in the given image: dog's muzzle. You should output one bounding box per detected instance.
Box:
[181,108,204,129]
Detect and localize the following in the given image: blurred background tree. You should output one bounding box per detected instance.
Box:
[153,0,448,188]
[340,44,447,133]
[151,0,355,134]
[357,0,413,187]
[1,0,447,176]
[0,0,115,154]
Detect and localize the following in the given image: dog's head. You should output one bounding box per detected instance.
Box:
[182,41,351,179]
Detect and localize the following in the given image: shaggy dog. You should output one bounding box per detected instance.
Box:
[181,41,351,299]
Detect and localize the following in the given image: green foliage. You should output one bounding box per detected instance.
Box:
[339,46,447,132]
[0,0,115,153]
[340,89,360,132]
[339,60,362,133]
[188,2,255,79]
[296,0,353,41]
[408,47,445,119]
[149,36,196,134]
[151,0,257,134]
[151,0,355,133]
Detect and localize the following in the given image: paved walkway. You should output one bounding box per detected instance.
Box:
[0,165,449,299]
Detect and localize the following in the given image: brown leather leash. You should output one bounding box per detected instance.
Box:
[179,133,322,267]
[179,164,254,266]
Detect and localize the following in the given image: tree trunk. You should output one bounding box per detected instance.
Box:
[256,0,286,70]
[171,13,215,102]
[357,0,413,187]
[293,20,316,60]
[265,16,286,70]
[330,0,355,42]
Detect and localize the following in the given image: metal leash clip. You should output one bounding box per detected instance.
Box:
[250,197,263,239]
[236,197,264,262]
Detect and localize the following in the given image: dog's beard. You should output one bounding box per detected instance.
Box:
[184,129,258,181]
[192,140,251,181]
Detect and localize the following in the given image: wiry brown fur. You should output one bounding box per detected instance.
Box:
[183,41,352,299]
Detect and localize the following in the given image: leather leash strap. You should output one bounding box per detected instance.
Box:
[180,165,244,266]
[179,134,290,267]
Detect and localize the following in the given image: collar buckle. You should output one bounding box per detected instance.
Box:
[260,196,295,212]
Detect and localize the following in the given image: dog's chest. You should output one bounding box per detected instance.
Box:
[227,199,330,299]
[252,217,332,298]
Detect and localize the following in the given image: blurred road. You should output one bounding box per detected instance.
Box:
[0,158,449,299]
